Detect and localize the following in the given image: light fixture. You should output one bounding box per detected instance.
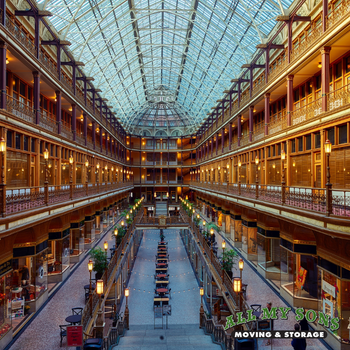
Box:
[210,228,214,236]
[88,259,93,272]
[200,288,204,296]
[126,214,129,220]
[203,221,206,226]
[255,156,259,165]
[114,228,118,236]
[324,139,332,154]
[96,280,103,295]
[97,163,100,169]
[318,62,322,69]
[43,148,49,160]
[85,159,89,167]
[105,165,108,171]
[239,258,244,271]
[222,240,226,249]
[121,221,124,226]
[238,160,242,167]
[197,214,200,219]
[69,154,74,164]
[227,164,229,169]
[104,241,108,251]
[125,288,130,298]
[281,150,286,161]
[6,57,9,64]
[233,277,242,293]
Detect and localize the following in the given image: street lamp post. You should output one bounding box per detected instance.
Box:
[125,288,130,329]
[222,240,226,279]
[104,241,108,282]
[96,162,100,192]
[0,137,6,217]
[69,153,74,199]
[255,156,259,199]
[238,159,241,196]
[95,279,104,338]
[114,228,118,248]
[233,277,242,313]
[281,150,286,204]
[239,258,244,281]
[199,287,204,328]
[85,158,89,196]
[43,148,49,205]
[88,259,93,315]
[324,140,332,216]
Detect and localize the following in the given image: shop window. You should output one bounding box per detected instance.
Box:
[277,143,281,155]
[329,66,333,83]
[316,75,321,90]
[7,131,13,148]
[39,141,43,154]
[23,136,28,151]
[51,144,54,157]
[305,135,311,150]
[298,137,303,152]
[346,56,350,74]
[329,146,350,189]
[267,159,281,185]
[0,270,12,339]
[7,150,28,187]
[327,128,335,145]
[291,153,311,187]
[31,138,36,153]
[293,89,300,102]
[315,132,321,148]
[291,139,296,153]
[15,134,21,150]
[338,124,347,144]
[335,61,342,79]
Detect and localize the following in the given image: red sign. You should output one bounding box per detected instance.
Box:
[67,326,83,347]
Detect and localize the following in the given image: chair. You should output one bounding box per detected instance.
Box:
[250,304,261,313]
[72,307,83,315]
[59,324,70,346]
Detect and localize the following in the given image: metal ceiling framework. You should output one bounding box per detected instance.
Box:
[39,0,293,133]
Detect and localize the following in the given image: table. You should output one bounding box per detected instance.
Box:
[157,258,168,262]
[156,263,167,267]
[156,268,168,272]
[156,274,167,278]
[84,283,96,291]
[158,247,167,250]
[154,297,169,302]
[65,314,82,325]
[156,280,169,285]
[11,288,22,298]
[253,311,262,319]
[156,288,168,294]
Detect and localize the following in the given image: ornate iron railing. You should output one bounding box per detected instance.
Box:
[5,95,35,123]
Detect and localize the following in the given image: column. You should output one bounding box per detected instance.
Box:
[33,71,40,124]
[237,115,241,147]
[321,47,331,112]
[249,68,253,98]
[221,127,224,153]
[57,44,62,80]
[216,133,219,155]
[72,64,76,95]
[105,132,108,155]
[83,113,87,146]
[100,128,103,152]
[1,0,6,26]
[92,121,96,149]
[34,15,40,58]
[264,93,270,136]
[229,122,232,150]
[286,75,294,126]
[322,0,328,32]
[237,82,241,109]
[72,104,76,141]
[287,20,292,63]
[0,41,6,109]
[92,90,95,114]
[56,91,61,134]
[249,106,254,142]
[265,48,270,84]
[83,79,87,105]
[211,139,213,157]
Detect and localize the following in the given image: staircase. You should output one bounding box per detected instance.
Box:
[156,202,168,216]
[113,324,221,350]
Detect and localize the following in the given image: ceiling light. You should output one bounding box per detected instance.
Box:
[318,62,322,69]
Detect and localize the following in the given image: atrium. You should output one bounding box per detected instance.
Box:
[0,0,349,349]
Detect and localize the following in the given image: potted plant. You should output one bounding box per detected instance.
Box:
[89,247,108,280]
[221,249,237,279]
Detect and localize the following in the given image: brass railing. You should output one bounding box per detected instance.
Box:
[5,95,35,124]
[2,182,133,217]
[191,181,350,218]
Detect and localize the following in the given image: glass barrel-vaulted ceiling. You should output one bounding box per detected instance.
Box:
[38,0,293,133]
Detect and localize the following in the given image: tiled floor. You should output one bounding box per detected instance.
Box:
[120,229,201,326]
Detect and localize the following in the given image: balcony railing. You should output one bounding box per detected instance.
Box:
[290,98,322,127]
[191,181,350,218]
[5,95,35,124]
[326,0,350,30]
[2,182,133,217]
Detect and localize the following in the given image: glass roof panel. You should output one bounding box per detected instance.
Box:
[39,0,293,133]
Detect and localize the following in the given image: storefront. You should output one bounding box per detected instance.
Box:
[12,227,49,313]
[257,225,280,286]
[241,218,258,262]
[0,257,13,349]
[230,214,242,248]
[314,256,350,350]
[47,217,71,283]
[279,237,318,310]
[70,210,85,264]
